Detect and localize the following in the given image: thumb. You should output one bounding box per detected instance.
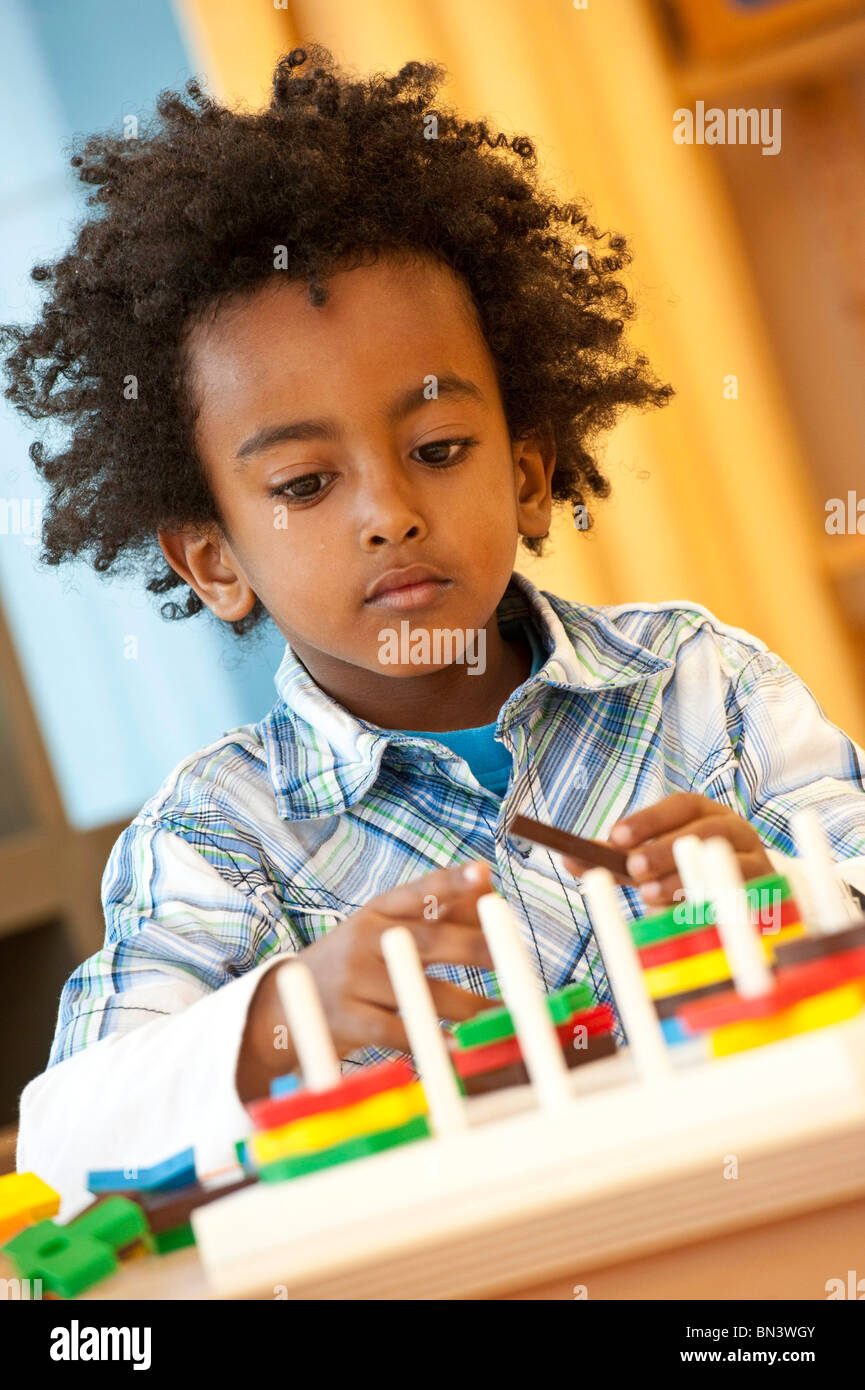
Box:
[378,858,493,921]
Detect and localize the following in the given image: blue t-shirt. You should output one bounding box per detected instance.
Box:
[400,618,546,798]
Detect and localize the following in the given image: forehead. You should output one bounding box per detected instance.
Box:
[185,253,494,433]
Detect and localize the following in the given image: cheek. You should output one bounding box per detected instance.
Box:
[231,498,339,606]
[456,465,520,548]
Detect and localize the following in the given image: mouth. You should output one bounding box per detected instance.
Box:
[365,565,453,611]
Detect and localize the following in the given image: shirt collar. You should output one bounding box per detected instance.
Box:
[260,571,673,821]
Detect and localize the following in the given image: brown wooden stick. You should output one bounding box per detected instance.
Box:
[510,814,634,882]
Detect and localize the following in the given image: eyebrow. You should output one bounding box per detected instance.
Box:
[233,373,486,469]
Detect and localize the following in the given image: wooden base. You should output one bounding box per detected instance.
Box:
[191,1014,865,1299]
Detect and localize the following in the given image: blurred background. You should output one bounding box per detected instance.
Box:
[1,0,865,1136]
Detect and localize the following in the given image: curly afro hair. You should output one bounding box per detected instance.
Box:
[0,44,673,638]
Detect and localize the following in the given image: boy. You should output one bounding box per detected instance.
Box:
[4,48,865,1205]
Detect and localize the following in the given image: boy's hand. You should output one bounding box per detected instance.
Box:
[238,861,496,1099]
[560,792,773,907]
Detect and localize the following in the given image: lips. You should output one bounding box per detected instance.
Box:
[364,564,453,611]
[365,564,450,601]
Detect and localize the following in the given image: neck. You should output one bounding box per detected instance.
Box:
[290,620,532,731]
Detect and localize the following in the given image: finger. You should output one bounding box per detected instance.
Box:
[636,849,775,910]
[623,814,759,885]
[636,870,683,907]
[334,998,412,1057]
[342,975,495,1050]
[408,921,495,970]
[376,860,493,922]
[609,793,713,850]
[426,978,499,1023]
[349,933,494,1008]
[362,910,494,969]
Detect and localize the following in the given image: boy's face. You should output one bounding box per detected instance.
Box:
[161,251,553,694]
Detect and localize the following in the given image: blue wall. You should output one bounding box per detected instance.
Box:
[0,0,286,830]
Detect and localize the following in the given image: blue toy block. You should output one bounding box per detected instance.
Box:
[660,1015,691,1046]
[270,1072,303,1099]
[87,1145,196,1194]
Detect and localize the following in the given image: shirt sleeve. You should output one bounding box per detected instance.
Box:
[16,817,304,1211]
[696,646,865,911]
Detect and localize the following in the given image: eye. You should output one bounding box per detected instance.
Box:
[269,472,334,502]
[411,437,478,468]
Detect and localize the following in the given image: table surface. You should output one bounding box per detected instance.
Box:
[0,1187,840,1300]
[5,1023,865,1300]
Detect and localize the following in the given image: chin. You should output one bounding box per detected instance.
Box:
[370,660,453,680]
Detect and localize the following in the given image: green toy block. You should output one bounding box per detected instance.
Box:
[257,1112,431,1183]
[2,1218,117,1298]
[450,979,595,1050]
[72,1195,149,1250]
[1,1194,151,1298]
[630,874,793,948]
[630,902,706,949]
[234,1138,252,1170]
[547,981,596,1024]
[151,1221,195,1255]
[743,872,793,914]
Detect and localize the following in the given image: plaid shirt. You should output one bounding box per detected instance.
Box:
[47,571,865,1075]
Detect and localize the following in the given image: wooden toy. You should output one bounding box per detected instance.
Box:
[248,1081,428,1166]
[630,873,796,948]
[72,1196,149,1249]
[0,1171,59,1243]
[703,838,775,997]
[13,812,863,1300]
[3,1221,117,1299]
[247,1059,414,1132]
[773,919,865,966]
[450,1005,617,1079]
[649,826,865,1054]
[380,927,466,1136]
[256,1115,431,1184]
[637,917,802,969]
[670,833,711,905]
[94,1173,257,1242]
[270,1073,303,1099]
[249,962,426,1144]
[150,1223,195,1255]
[509,814,635,881]
[707,982,865,1057]
[787,806,861,932]
[475,892,575,1109]
[580,867,673,1081]
[450,979,595,1050]
[652,977,732,1019]
[644,940,775,997]
[658,1016,692,1047]
[2,1196,147,1299]
[274,961,341,1092]
[676,946,865,1031]
[644,880,803,1019]
[188,816,865,1299]
[87,1146,195,1195]
[116,1238,151,1263]
[458,1032,618,1095]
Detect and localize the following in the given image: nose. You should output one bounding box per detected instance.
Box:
[357,455,429,550]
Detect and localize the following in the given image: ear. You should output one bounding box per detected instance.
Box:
[513,429,556,540]
[157,524,258,623]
